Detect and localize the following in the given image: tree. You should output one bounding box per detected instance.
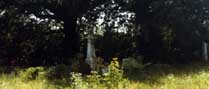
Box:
[0,0,126,66]
[0,0,115,62]
[135,0,209,63]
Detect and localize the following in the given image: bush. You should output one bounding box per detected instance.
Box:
[103,58,130,88]
[70,72,88,89]
[47,64,71,80]
[69,58,130,89]
[85,71,102,89]
[122,57,151,75]
[16,58,131,88]
[103,58,123,83]
[19,67,46,81]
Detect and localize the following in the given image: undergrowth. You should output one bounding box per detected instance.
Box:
[0,59,209,89]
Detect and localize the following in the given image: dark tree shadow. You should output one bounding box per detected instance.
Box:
[126,61,209,84]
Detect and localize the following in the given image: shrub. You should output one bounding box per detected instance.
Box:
[70,72,88,89]
[47,64,71,80]
[86,71,102,89]
[102,58,127,88]
[69,57,91,74]
[19,67,46,81]
[122,57,150,75]
[69,58,130,89]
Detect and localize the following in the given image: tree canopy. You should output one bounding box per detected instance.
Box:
[1,0,209,66]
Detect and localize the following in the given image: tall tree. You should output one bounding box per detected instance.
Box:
[135,0,209,63]
[0,0,107,59]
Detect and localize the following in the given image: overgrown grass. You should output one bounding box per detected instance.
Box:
[0,62,209,89]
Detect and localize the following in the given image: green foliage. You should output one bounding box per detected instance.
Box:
[86,71,102,88]
[70,72,88,89]
[136,0,209,63]
[2,0,209,66]
[1,63,209,89]
[103,58,125,86]
[46,64,71,80]
[122,57,150,75]
[12,58,161,88]
[19,67,46,81]
[69,58,130,89]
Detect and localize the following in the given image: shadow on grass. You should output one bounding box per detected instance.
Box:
[1,60,209,88]
[126,61,209,84]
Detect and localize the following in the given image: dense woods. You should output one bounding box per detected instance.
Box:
[2,0,209,89]
[1,0,209,66]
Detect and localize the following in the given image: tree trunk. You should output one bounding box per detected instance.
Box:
[86,28,96,69]
[203,42,208,61]
[63,16,80,59]
[135,0,146,24]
